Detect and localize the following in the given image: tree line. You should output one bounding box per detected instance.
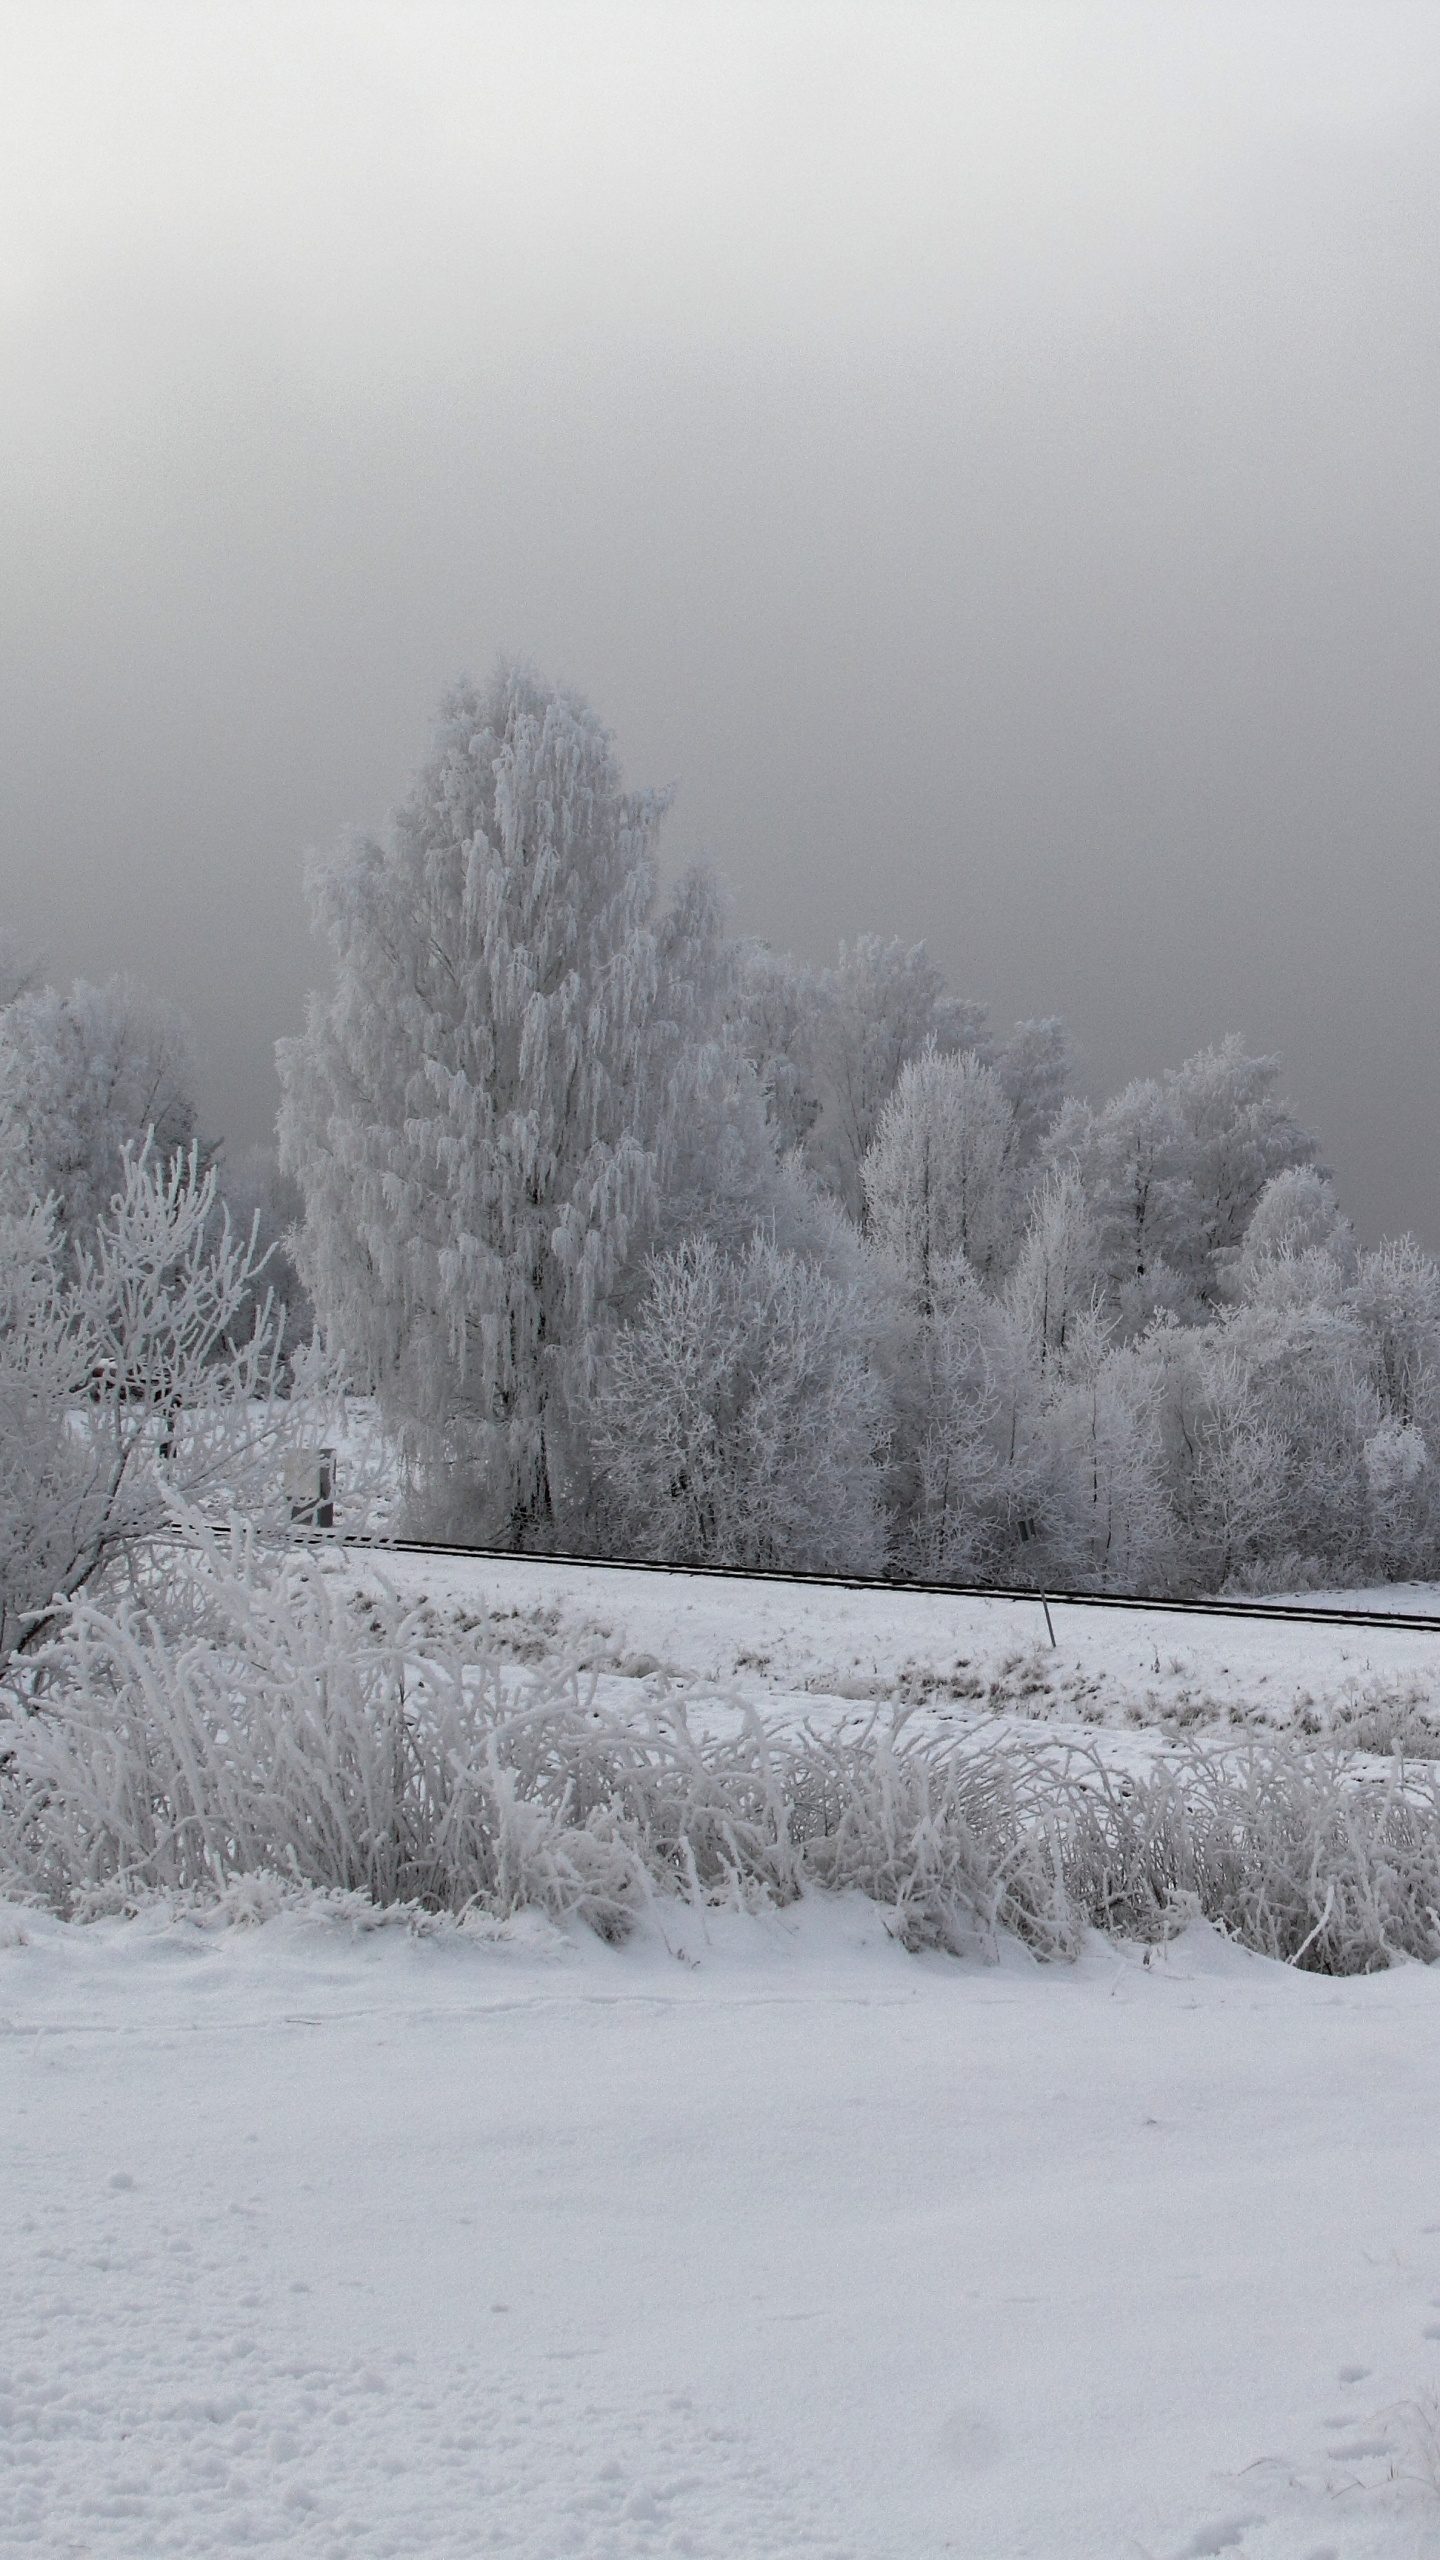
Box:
[4,659,1436,1602]
[269,662,1438,1595]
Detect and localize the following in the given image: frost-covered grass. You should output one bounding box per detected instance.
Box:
[7,1525,1440,1974]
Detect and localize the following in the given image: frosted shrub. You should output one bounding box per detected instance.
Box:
[791,1723,1080,1958]
[0,1149,339,1664]
[0,1523,804,1931]
[1049,1743,1440,1971]
[7,1528,1440,1973]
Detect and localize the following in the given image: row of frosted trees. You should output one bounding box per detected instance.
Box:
[272,664,1440,1594]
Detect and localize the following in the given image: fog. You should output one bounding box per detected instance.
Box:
[4,1,1439,1240]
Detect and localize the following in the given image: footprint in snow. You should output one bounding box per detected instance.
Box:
[935,2405,1005,2472]
[1166,2518,1264,2559]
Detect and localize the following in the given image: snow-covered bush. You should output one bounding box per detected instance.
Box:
[1052,1742,1440,1971]
[0,1150,332,1664]
[0,1522,807,1929]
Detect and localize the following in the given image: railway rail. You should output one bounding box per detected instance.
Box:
[317,1533,1440,1644]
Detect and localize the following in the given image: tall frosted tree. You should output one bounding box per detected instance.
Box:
[1052,1078,1183,1305]
[278,665,724,1544]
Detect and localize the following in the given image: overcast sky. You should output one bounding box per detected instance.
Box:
[4,1,1440,1237]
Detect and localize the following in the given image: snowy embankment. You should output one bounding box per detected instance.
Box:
[6,1893,1440,2560]
[8,1550,1440,2556]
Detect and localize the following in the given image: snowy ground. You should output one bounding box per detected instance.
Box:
[362,1548,1440,1762]
[6,1893,1440,2559]
[10,1553,1440,2558]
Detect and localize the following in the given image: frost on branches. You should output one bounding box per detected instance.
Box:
[271,660,1440,1595]
[0,975,200,1247]
[278,665,739,1547]
[0,1150,316,1665]
[590,1234,887,1574]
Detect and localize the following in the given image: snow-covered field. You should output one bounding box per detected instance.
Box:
[369,1548,1440,1763]
[9,1554,1440,2560]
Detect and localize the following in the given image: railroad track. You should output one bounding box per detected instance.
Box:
[313,1533,1440,1643]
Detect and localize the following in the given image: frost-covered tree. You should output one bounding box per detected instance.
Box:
[589,1234,887,1572]
[278,664,731,1545]
[0,1149,305,1665]
[903,1270,1008,1581]
[731,942,825,1160]
[0,976,200,1247]
[971,1171,1117,1581]
[991,1018,1073,1176]
[898,1163,1173,1590]
[1348,1236,1440,1435]
[862,1049,1014,1310]
[858,1035,1074,1567]
[998,1165,1103,1385]
[1052,1078,1184,1308]
[1234,1167,1355,1311]
[798,936,987,1220]
[1030,1349,1175,1592]
[1163,1038,1315,1299]
[1138,1299,1381,1591]
[1345,1237,1440,1573]
[734,936,1069,1257]
[1140,1326,1293,1589]
[1054,1038,1314,1323]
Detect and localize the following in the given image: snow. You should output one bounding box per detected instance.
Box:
[6,1894,1440,2558]
[10,1553,1440,2558]
[360,1548,1440,1755]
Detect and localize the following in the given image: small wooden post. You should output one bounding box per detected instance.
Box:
[284,1448,336,1530]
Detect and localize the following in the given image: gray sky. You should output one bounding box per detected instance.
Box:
[4,1,1440,1239]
